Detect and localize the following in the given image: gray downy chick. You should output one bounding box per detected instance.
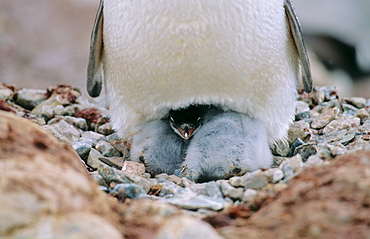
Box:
[129,119,186,176]
[177,109,273,182]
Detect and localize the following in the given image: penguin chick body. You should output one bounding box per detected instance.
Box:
[182,109,273,182]
[88,0,312,144]
[129,119,188,176]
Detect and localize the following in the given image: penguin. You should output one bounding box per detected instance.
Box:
[130,105,273,181]
[87,0,312,145]
[129,118,187,176]
[169,105,209,140]
[180,108,272,182]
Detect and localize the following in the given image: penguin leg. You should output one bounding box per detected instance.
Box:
[130,120,185,176]
[182,112,273,182]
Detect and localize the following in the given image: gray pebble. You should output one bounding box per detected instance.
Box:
[219,180,244,201]
[97,122,115,135]
[164,193,229,211]
[86,148,107,170]
[63,116,88,131]
[342,103,358,116]
[0,87,13,100]
[90,172,109,187]
[311,107,340,129]
[343,97,367,109]
[95,140,121,157]
[110,183,146,200]
[72,141,91,161]
[42,120,80,144]
[124,173,152,193]
[14,88,47,110]
[79,131,106,147]
[98,156,125,170]
[53,105,65,116]
[242,189,258,203]
[98,164,133,184]
[238,170,269,189]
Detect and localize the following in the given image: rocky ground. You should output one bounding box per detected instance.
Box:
[0,83,369,238]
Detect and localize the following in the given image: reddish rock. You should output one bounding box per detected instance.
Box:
[0,111,123,238]
[207,150,370,239]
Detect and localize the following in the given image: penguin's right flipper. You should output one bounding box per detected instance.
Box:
[87,0,104,97]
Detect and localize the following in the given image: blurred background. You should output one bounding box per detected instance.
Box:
[0,0,369,98]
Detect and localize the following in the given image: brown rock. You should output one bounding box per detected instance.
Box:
[208,150,370,239]
[0,111,123,238]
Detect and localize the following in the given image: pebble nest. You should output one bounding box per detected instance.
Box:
[1,83,369,217]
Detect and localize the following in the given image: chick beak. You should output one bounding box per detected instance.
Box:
[178,125,195,140]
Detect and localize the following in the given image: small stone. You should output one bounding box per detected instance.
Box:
[97,122,115,135]
[219,180,244,200]
[39,105,55,119]
[14,88,47,110]
[42,120,80,144]
[312,88,325,105]
[311,107,340,129]
[228,176,242,187]
[53,105,65,116]
[164,194,229,211]
[242,189,258,203]
[295,101,310,114]
[124,173,152,193]
[239,170,269,189]
[72,141,92,161]
[326,143,348,157]
[272,139,290,157]
[355,108,369,121]
[288,121,311,143]
[89,172,109,187]
[342,103,358,116]
[121,161,146,176]
[293,143,318,161]
[323,116,360,135]
[272,169,285,183]
[86,148,107,170]
[98,156,125,170]
[95,140,121,157]
[343,97,367,109]
[204,181,223,198]
[0,87,13,100]
[159,181,185,197]
[280,154,303,178]
[63,116,88,131]
[79,131,106,147]
[110,183,146,200]
[358,119,370,133]
[304,155,325,168]
[106,133,121,141]
[263,168,285,183]
[98,164,133,185]
[109,139,130,159]
[315,148,332,160]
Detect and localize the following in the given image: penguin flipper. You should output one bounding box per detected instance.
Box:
[284,0,313,93]
[87,0,104,97]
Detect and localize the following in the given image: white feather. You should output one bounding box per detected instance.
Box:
[102,0,298,144]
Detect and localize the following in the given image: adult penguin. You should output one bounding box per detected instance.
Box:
[87,0,312,145]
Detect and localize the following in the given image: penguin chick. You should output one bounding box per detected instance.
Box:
[87,0,312,144]
[169,105,209,140]
[129,119,188,176]
[181,110,273,182]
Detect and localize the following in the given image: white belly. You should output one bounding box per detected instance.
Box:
[103,0,299,143]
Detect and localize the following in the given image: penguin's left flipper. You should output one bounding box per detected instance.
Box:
[284,0,313,93]
[87,0,104,97]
